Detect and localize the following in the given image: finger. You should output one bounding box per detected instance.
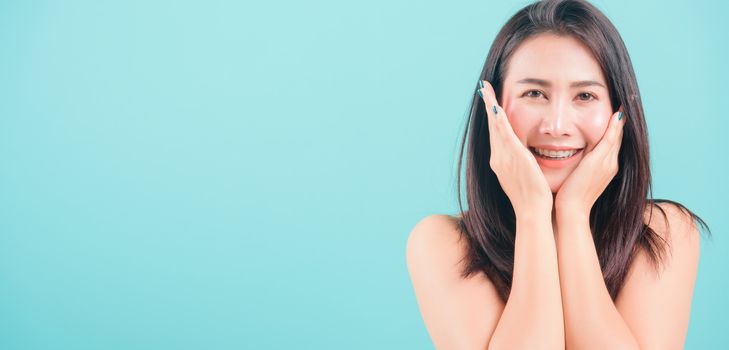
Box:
[479,80,508,135]
[480,80,521,145]
[478,80,500,151]
[609,105,626,153]
[592,108,624,156]
[479,80,499,120]
[612,105,627,156]
[493,103,518,141]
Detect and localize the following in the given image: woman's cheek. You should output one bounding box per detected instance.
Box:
[582,110,612,151]
[506,104,536,147]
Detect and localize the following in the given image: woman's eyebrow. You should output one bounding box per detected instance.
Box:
[516,77,606,88]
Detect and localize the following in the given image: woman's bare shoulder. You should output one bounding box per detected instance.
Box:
[635,200,702,277]
[406,214,464,264]
[643,201,700,242]
[405,213,496,287]
[405,214,505,348]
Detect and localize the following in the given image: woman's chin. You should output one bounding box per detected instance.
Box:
[541,167,575,194]
[546,177,566,194]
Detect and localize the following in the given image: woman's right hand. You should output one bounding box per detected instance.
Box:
[478,80,553,219]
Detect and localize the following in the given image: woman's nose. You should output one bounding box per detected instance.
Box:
[538,105,573,137]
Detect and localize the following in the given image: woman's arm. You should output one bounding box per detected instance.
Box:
[476,80,565,349]
[555,209,640,350]
[488,212,565,350]
[550,109,640,349]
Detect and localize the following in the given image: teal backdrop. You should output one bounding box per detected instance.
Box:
[1,0,727,348]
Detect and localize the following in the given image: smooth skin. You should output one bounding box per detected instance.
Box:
[502,34,615,195]
[406,34,700,349]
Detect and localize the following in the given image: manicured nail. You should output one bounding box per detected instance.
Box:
[479,80,484,89]
[618,111,623,120]
[492,105,498,115]
[477,89,483,98]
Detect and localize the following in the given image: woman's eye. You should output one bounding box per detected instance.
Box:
[523,90,544,99]
[578,92,596,101]
[521,90,596,101]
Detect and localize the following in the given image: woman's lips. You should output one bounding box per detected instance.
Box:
[529,147,584,169]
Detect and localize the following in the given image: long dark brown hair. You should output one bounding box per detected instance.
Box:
[455,0,711,303]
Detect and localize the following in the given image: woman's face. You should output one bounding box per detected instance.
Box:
[500,32,614,193]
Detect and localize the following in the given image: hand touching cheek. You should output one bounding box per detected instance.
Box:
[478,80,554,219]
[555,106,626,217]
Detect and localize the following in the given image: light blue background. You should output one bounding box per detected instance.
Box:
[1,0,726,348]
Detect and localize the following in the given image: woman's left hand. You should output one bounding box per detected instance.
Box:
[554,106,626,217]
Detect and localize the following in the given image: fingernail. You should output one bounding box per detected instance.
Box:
[618,111,623,120]
[479,80,484,89]
[492,105,498,115]
[477,89,483,98]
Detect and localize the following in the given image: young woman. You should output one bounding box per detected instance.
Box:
[406,0,711,349]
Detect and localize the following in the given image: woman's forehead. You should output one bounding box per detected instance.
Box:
[505,33,606,86]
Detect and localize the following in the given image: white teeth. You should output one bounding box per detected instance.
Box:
[533,147,579,158]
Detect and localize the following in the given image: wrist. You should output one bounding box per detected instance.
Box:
[555,206,590,226]
[515,208,552,225]
[555,198,587,215]
[515,212,553,239]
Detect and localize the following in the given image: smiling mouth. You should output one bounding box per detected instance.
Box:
[529,147,584,160]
